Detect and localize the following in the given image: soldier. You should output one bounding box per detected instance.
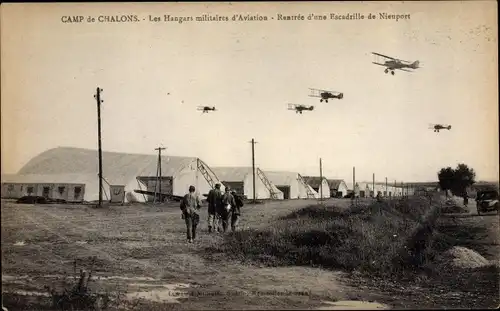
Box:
[207,183,223,233]
[180,185,202,243]
[220,187,236,233]
[231,190,244,232]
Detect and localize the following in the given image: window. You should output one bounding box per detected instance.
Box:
[74,187,82,199]
[7,184,14,191]
[42,187,50,198]
[27,186,34,195]
[58,186,65,195]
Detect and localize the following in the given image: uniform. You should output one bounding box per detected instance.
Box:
[231,192,244,232]
[180,186,202,243]
[220,190,236,232]
[207,185,223,233]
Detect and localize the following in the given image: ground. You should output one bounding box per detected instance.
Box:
[1,197,499,310]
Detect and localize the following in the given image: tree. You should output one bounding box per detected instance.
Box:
[438,166,455,197]
[437,163,476,196]
[453,163,476,195]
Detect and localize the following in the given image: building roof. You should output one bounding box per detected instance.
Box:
[263,171,301,186]
[326,179,345,190]
[211,167,254,181]
[1,173,127,185]
[18,146,200,180]
[302,176,325,189]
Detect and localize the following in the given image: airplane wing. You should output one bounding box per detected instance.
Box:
[372,62,387,67]
[287,103,297,110]
[133,189,184,201]
[372,52,396,60]
[308,88,322,97]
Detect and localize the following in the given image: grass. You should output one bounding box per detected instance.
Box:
[209,195,442,277]
[3,196,497,309]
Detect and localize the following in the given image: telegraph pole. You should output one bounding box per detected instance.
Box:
[94,87,104,208]
[385,177,388,197]
[319,158,323,202]
[352,166,356,204]
[372,173,375,198]
[154,147,166,203]
[249,139,257,204]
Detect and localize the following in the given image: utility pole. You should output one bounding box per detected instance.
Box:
[154,147,166,203]
[372,173,375,198]
[94,87,104,208]
[319,158,323,202]
[249,139,257,204]
[385,177,388,197]
[352,166,356,204]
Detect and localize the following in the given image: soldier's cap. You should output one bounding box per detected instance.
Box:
[225,186,231,191]
[189,185,196,192]
[215,183,221,189]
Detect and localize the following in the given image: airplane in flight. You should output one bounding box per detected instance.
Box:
[287,103,314,114]
[197,106,217,113]
[309,88,344,103]
[429,124,452,133]
[372,52,420,75]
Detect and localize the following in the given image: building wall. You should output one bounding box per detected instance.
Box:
[298,178,318,199]
[173,162,213,200]
[276,179,300,199]
[337,181,349,197]
[1,182,86,202]
[316,179,331,198]
[243,174,276,200]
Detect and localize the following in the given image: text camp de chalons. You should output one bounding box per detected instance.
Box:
[61,12,411,24]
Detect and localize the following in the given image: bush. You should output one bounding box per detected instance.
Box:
[212,197,439,277]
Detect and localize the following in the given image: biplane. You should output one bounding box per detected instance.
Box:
[197,106,217,113]
[288,103,314,114]
[309,88,344,103]
[429,124,452,132]
[371,52,420,75]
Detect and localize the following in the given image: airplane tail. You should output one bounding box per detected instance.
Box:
[447,125,451,130]
[310,106,314,110]
[411,60,420,69]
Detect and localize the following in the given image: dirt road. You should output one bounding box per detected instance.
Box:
[1,198,367,310]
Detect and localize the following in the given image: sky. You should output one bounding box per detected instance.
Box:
[1,1,498,183]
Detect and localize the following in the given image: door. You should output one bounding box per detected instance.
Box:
[223,181,244,196]
[276,186,290,199]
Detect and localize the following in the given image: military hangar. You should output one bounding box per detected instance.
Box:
[211,167,284,200]
[1,146,224,203]
[263,171,319,200]
[302,176,331,198]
